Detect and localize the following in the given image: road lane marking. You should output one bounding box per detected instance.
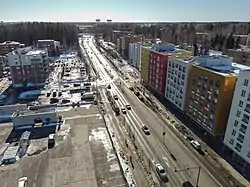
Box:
[162,157,171,168]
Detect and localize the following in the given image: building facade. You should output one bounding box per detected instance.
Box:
[0,56,6,77]
[140,47,151,85]
[37,39,60,56]
[165,57,193,111]
[148,50,169,95]
[185,56,247,136]
[223,70,250,167]
[7,47,49,88]
[128,42,142,70]
[0,41,24,56]
[228,47,250,66]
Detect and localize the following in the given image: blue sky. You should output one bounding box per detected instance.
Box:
[1,0,250,22]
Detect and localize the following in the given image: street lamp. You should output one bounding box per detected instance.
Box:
[174,166,201,187]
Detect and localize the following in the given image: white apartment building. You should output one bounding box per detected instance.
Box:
[128,42,141,70]
[7,47,49,88]
[224,70,250,164]
[165,56,193,111]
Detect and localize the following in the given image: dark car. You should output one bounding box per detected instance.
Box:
[182,181,194,187]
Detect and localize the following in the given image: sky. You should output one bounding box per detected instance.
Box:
[1,0,250,22]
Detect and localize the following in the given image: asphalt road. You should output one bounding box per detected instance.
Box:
[81,36,224,187]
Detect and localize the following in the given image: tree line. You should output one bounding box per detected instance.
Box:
[0,22,79,47]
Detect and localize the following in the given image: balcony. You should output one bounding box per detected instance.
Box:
[245,107,250,114]
[242,118,249,124]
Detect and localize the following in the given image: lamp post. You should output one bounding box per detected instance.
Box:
[174,165,201,187]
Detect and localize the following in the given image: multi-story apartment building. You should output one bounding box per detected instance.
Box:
[0,41,25,56]
[7,47,49,89]
[185,55,249,136]
[0,56,6,77]
[128,42,142,70]
[228,46,250,66]
[165,56,193,112]
[223,70,250,173]
[36,39,60,56]
[148,50,170,95]
[140,46,151,86]
[148,44,192,96]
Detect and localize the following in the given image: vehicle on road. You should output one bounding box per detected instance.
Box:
[107,84,111,89]
[182,181,194,187]
[141,125,150,135]
[121,107,126,114]
[190,140,201,150]
[155,164,168,182]
[126,104,131,110]
[18,177,28,187]
[113,95,118,100]
[138,95,144,102]
[48,134,55,149]
[129,86,134,91]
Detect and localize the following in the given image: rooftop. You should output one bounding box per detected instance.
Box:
[12,108,56,117]
[37,39,56,42]
[151,43,191,55]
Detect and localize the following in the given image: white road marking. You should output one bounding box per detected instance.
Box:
[163,156,171,168]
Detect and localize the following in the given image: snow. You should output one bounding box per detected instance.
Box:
[89,127,117,169]
[104,115,136,186]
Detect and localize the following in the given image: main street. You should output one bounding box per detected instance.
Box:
[81,36,222,187]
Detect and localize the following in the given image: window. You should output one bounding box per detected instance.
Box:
[234,120,239,127]
[232,129,236,136]
[241,90,246,97]
[237,133,245,143]
[248,93,250,101]
[236,110,241,117]
[181,74,185,80]
[238,100,243,107]
[235,143,242,152]
[183,67,186,73]
[229,139,234,145]
[242,114,249,124]
[247,151,250,158]
[243,79,249,86]
[239,124,247,134]
[245,103,250,113]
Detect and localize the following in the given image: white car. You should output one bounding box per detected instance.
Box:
[18,177,28,187]
[155,164,168,182]
[141,125,150,135]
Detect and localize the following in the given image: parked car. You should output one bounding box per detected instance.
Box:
[141,125,150,135]
[107,84,111,89]
[18,177,28,187]
[113,95,118,100]
[48,134,55,149]
[182,181,194,187]
[50,98,59,104]
[155,164,168,182]
[190,140,201,150]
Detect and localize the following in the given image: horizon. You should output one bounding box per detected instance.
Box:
[1,0,250,22]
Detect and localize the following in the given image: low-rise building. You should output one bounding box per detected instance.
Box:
[12,108,61,128]
[223,70,250,174]
[228,46,250,66]
[165,56,193,112]
[0,41,25,56]
[185,55,249,136]
[7,47,49,89]
[36,39,60,56]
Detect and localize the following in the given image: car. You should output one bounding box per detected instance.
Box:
[18,177,28,187]
[121,107,126,114]
[141,125,150,135]
[182,181,194,187]
[126,104,131,110]
[113,95,118,100]
[107,84,111,89]
[190,140,201,150]
[48,134,55,149]
[155,164,168,182]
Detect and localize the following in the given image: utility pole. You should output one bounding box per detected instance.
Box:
[174,165,201,187]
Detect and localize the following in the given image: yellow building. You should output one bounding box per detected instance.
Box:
[185,56,244,136]
[140,46,151,86]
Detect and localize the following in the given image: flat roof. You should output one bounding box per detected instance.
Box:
[2,146,19,160]
[13,108,56,117]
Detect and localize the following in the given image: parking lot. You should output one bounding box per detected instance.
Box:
[0,106,126,187]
